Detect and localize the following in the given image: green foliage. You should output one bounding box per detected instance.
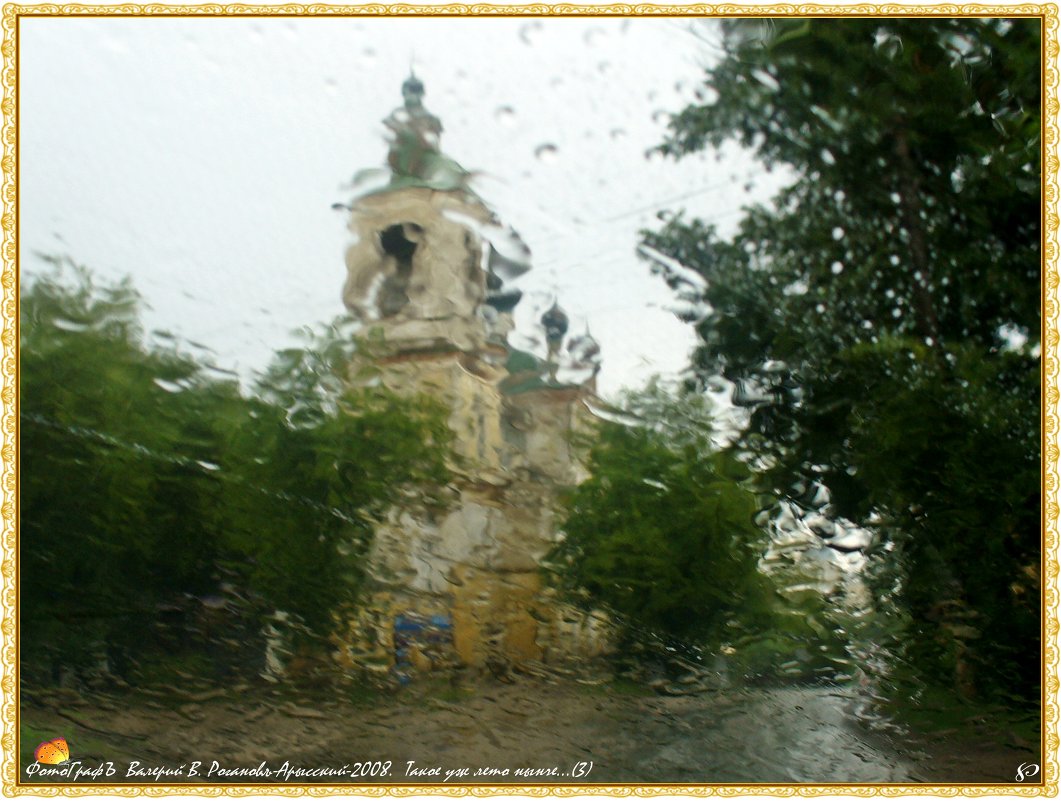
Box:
[21,258,451,684]
[550,385,862,683]
[548,386,772,643]
[644,19,1040,697]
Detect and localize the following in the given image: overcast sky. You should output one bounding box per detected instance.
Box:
[20,16,790,398]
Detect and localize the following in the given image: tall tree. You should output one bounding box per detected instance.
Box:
[20,260,452,684]
[548,384,772,645]
[643,19,1040,698]
[549,383,858,682]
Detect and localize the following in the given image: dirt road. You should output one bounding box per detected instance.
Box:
[19,676,1038,786]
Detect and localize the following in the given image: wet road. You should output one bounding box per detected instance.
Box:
[20,679,1034,785]
[609,686,915,783]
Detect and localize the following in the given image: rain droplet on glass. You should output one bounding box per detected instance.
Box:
[534,143,559,162]
[495,106,517,127]
[519,22,543,45]
[583,27,605,45]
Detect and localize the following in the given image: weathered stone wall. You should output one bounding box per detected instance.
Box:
[335,187,612,680]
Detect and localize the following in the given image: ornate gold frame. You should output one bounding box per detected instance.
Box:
[2,4,1056,797]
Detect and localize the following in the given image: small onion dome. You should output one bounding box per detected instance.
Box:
[402,74,426,105]
[486,287,523,314]
[541,302,569,345]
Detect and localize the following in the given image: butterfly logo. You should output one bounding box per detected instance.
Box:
[33,737,70,765]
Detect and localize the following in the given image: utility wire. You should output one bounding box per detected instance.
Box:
[598,180,745,224]
[22,411,364,527]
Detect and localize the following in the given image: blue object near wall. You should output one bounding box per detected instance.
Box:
[393,612,455,683]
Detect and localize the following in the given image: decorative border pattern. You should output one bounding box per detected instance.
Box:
[0,3,1055,13]
[1,3,1057,798]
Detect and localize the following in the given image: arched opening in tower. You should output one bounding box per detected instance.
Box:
[377,222,422,317]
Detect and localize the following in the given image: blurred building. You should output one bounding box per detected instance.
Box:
[333,77,609,681]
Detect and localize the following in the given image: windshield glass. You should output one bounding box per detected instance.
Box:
[17,14,1044,789]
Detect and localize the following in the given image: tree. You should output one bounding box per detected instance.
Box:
[21,260,234,680]
[20,259,451,684]
[548,385,774,647]
[550,383,862,683]
[643,19,1040,698]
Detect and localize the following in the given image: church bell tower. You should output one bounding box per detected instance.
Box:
[335,76,609,681]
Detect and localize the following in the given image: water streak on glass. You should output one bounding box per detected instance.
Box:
[17,15,1042,787]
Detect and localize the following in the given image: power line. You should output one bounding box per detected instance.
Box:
[598,179,741,224]
[22,411,364,527]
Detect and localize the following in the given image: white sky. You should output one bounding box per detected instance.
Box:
[19,16,790,398]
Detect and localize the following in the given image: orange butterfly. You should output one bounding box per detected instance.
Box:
[33,737,69,765]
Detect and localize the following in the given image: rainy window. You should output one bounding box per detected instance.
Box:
[17,14,1044,787]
